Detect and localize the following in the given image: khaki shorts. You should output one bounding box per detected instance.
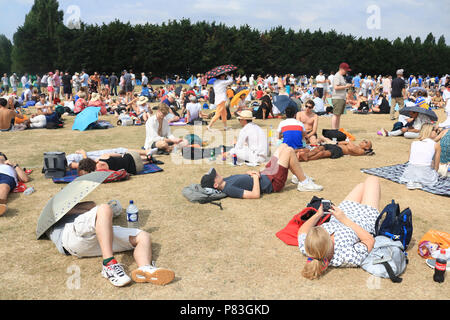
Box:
[332,99,346,115]
[128,151,144,173]
[61,206,141,258]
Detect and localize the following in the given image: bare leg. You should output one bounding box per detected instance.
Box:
[343,183,365,203]
[0,184,11,215]
[129,231,152,267]
[360,176,381,210]
[307,150,332,161]
[331,114,340,130]
[95,204,114,259]
[274,144,307,181]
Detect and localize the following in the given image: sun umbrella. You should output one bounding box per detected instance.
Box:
[36,171,111,239]
[230,89,250,107]
[72,107,101,131]
[399,105,438,122]
[205,65,238,79]
[273,95,299,114]
[408,87,427,93]
[177,79,187,84]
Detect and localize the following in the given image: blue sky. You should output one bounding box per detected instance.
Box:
[1,0,449,43]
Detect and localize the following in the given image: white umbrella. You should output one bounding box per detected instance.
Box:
[36,171,110,239]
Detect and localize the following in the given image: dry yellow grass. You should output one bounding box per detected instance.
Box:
[0,102,449,300]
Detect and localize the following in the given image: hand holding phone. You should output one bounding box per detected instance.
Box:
[321,200,332,213]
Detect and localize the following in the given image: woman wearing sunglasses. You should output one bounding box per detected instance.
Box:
[0,152,29,216]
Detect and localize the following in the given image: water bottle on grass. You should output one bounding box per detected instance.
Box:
[126,200,139,229]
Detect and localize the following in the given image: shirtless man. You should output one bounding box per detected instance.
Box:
[296,137,374,161]
[0,98,23,131]
[296,100,319,145]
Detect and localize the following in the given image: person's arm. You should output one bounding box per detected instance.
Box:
[242,172,261,199]
[76,149,88,159]
[307,115,318,138]
[434,143,441,171]
[331,206,375,252]
[298,205,325,235]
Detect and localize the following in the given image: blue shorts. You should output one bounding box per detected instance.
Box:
[0,173,16,190]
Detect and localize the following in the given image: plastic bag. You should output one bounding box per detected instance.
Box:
[418,230,450,259]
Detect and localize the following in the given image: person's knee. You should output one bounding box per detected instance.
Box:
[365,176,379,185]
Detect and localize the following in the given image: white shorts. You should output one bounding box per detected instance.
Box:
[61,206,141,258]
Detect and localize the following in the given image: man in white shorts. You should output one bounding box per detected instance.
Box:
[43,201,175,287]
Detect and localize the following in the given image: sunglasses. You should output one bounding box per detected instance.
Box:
[306,105,314,109]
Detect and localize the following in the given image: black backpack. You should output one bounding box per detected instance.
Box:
[42,152,68,178]
[375,200,413,251]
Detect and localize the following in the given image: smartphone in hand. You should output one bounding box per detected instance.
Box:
[321,200,332,213]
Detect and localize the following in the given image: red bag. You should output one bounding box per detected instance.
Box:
[276,207,331,246]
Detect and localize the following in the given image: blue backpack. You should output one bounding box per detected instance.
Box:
[375,200,413,250]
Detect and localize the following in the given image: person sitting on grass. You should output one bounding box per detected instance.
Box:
[399,124,441,190]
[277,106,305,150]
[73,149,155,176]
[133,96,152,123]
[200,143,323,200]
[296,100,319,145]
[144,103,184,154]
[295,137,374,161]
[378,110,432,139]
[0,152,29,216]
[298,176,381,280]
[43,201,175,287]
[185,95,207,125]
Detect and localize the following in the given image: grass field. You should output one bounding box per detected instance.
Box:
[0,97,449,300]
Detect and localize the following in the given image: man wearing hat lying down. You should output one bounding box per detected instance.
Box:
[44,201,175,287]
[200,143,323,199]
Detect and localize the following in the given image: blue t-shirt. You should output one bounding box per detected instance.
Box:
[353,76,361,88]
[223,174,273,198]
[141,87,149,96]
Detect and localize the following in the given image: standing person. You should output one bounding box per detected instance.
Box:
[21,73,28,89]
[62,71,72,100]
[141,73,148,87]
[315,70,326,99]
[382,75,391,99]
[123,70,133,101]
[40,73,48,95]
[35,74,42,94]
[9,73,18,94]
[53,70,61,99]
[207,73,234,131]
[109,72,118,96]
[390,69,406,120]
[72,72,81,94]
[47,72,55,102]
[331,63,352,130]
[81,70,89,89]
[352,73,362,95]
[1,74,9,94]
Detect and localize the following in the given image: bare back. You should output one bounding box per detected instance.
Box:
[0,108,15,130]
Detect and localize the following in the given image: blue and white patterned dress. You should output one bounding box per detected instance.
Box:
[298,201,380,267]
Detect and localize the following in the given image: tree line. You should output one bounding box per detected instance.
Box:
[1,0,449,78]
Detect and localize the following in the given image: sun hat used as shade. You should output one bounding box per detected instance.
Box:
[201,168,217,189]
[205,65,238,79]
[137,96,149,105]
[237,110,255,120]
[36,171,111,239]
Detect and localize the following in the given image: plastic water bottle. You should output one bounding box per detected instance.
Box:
[222,145,227,161]
[210,148,216,161]
[126,200,139,229]
[433,249,447,283]
[23,187,35,195]
[232,153,237,166]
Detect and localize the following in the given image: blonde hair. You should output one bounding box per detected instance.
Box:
[158,103,170,116]
[79,92,86,99]
[418,123,435,140]
[302,227,332,280]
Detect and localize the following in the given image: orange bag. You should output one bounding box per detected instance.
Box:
[339,128,356,141]
[418,230,450,258]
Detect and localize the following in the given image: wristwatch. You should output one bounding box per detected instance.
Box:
[13,164,19,169]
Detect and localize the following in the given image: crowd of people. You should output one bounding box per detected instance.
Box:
[0,64,449,286]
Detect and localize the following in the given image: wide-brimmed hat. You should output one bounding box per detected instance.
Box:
[237,110,255,120]
[137,96,149,105]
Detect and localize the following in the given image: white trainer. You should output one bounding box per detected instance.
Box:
[101,262,132,287]
[131,261,175,285]
[297,178,323,192]
[292,175,315,184]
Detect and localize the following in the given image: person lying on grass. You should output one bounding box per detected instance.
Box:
[200,143,323,199]
[43,201,174,287]
[0,152,29,216]
[298,176,381,280]
[72,149,156,176]
[295,137,374,161]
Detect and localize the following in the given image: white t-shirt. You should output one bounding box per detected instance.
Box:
[213,76,233,105]
[186,102,202,121]
[316,75,325,88]
[0,164,18,185]
[313,97,325,113]
[409,138,436,166]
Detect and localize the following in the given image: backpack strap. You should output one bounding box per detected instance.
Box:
[210,201,223,210]
[381,262,403,283]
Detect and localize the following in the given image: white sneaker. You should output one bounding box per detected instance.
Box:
[297,178,323,192]
[131,261,175,285]
[292,175,315,184]
[406,181,422,190]
[101,263,132,287]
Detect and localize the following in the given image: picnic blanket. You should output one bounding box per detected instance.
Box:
[361,163,450,197]
[52,163,163,184]
[169,118,187,126]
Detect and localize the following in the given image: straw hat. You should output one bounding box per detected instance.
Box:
[91,93,101,101]
[237,110,255,120]
[137,96,149,105]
